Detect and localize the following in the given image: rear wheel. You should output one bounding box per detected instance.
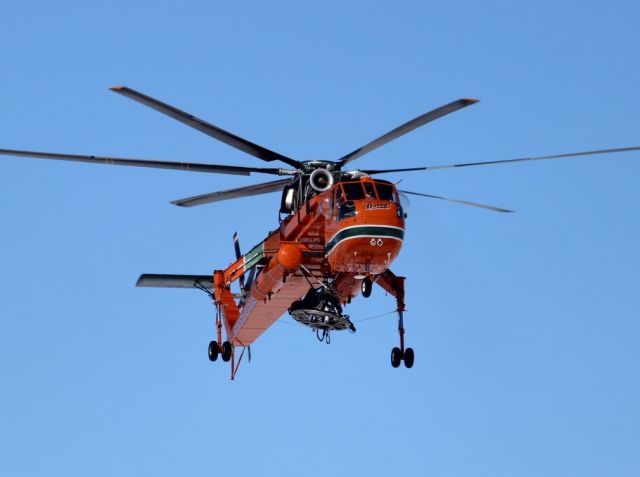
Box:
[391,347,402,368]
[403,348,415,368]
[221,341,233,362]
[208,341,220,362]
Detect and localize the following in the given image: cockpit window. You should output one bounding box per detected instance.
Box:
[363,182,376,199]
[376,183,396,202]
[342,182,365,200]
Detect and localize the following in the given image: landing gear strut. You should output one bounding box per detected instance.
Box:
[391,306,414,368]
[207,302,237,375]
[208,306,232,360]
[377,271,415,369]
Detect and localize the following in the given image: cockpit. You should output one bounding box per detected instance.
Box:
[337,179,398,201]
[333,179,401,220]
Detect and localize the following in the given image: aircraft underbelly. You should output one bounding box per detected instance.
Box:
[231,275,310,345]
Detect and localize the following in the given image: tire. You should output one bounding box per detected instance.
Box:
[391,347,402,368]
[221,341,233,362]
[208,341,220,362]
[403,347,415,369]
[361,277,372,298]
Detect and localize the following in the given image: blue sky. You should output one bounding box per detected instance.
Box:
[1,1,639,475]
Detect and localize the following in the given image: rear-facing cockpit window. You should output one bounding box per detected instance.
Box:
[376,183,396,202]
[343,182,365,200]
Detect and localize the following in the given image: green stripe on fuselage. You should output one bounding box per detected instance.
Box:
[243,242,265,270]
[325,226,404,254]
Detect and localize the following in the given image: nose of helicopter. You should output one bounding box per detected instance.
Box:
[325,202,405,275]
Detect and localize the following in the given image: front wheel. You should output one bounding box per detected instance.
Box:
[361,277,372,298]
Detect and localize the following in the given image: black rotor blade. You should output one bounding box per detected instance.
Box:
[337,98,478,167]
[424,146,640,171]
[0,148,290,176]
[399,189,514,213]
[110,86,302,169]
[360,167,430,175]
[172,178,293,208]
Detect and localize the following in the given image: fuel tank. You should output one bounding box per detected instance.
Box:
[251,242,304,301]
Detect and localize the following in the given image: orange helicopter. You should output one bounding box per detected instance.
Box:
[2,86,639,379]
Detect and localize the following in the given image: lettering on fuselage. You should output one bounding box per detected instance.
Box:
[364,201,390,211]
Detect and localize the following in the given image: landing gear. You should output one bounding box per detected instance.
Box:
[391,347,402,368]
[390,346,415,368]
[207,340,232,362]
[208,340,220,362]
[377,271,416,369]
[207,301,235,374]
[391,347,415,368]
[361,277,372,298]
[391,301,416,369]
[206,272,250,380]
[221,341,233,362]
[403,347,415,369]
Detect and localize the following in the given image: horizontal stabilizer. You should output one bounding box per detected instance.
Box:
[136,274,213,289]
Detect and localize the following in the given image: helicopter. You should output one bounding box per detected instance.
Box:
[2,86,638,379]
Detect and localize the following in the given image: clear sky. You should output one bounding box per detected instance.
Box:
[1,1,639,475]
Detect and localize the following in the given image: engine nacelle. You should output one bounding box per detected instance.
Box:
[280,185,296,213]
[309,168,334,192]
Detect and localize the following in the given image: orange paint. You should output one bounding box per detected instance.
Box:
[214,176,406,347]
[277,243,303,270]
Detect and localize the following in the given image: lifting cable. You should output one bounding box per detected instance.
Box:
[354,309,397,323]
[299,264,330,291]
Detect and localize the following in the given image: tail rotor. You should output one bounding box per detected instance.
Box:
[233,232,246,292]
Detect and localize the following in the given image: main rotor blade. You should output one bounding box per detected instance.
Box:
[359,167,431,175]
[172,178,293,207]
[110,86,302,169]
[424,146,640,171]
[337,98,478,167]
[0,148,290,176]
[399,189,514,213]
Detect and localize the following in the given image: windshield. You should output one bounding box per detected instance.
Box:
[363,182,376,199]
[375,182,396,202]
[342,182,365,200]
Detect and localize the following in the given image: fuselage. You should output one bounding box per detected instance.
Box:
[216,175,406,345]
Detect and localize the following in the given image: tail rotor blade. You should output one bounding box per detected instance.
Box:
[233,232,245,291]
